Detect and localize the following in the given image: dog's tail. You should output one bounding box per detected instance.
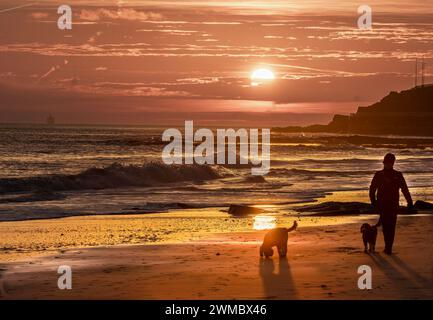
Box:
[286,221,298,232]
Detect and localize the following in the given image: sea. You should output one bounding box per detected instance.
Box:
[1,124,433,222]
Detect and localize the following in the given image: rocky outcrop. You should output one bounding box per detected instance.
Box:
[228,204,263,216]
[275,85,433,136]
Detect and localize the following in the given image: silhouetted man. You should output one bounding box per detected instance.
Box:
[369,153,413,255]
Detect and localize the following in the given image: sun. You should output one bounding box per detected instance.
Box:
[250,68,275,86]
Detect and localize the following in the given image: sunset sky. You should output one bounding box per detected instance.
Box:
[0,0,432,126]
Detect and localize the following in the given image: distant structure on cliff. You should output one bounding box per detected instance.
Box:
[414,57,427,88]
[46,114,55,126]
[275,84,433,136]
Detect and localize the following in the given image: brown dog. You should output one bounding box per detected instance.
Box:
[260,221,297,258]
[360,223,377,253]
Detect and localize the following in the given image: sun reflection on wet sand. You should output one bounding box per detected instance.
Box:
[253,215,277,230]
[0,207,377,262]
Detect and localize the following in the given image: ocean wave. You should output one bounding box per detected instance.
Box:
[272,144,366,152]
[289,158,377,164]
[0,162,230,194]
[244,175,267,183]
[268,168,367,177]
[0,190,67,203]
[279,157,426,165]
[100,137,165,146]
[121,201,226,214]
[268,167,433,178]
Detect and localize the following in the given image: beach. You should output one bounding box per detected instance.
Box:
[1,213,432,300]
[2,0,433,306]
[1,126,433,300]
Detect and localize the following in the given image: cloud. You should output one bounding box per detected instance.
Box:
[78,8,162,22]
[30,12,49,19]
[37,59,69,83]
[136,29,199,36]
[3,42,432,62]
[89,81,195,97]
[0,3,34,14]
[37,66,56,82]
[88,31,103,44]
[57,77,80,86]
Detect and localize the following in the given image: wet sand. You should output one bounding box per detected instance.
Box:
[0,208,369,262]
[1,215,432,299]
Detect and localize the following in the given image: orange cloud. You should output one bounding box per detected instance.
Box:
[79,8,162,21]
[30,12,49,19]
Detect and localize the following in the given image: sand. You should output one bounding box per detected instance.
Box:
[0,208,367,262]
[1,214,432,300]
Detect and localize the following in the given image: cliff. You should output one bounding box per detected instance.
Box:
[275,85,433,136]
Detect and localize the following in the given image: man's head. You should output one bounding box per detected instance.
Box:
[383,153,396,170]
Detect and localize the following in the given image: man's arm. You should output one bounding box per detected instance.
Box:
[400,173,413,207]
[369,173,378,206]
[369,173,381,226]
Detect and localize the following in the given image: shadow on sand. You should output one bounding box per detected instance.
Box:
[390,255,433,289]
[259,257,296,299]
[369,253,433,298]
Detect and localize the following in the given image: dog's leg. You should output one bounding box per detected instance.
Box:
[277,246,282,257]
[363,240,368,253]
[277,245,287,258]
[265,247,273,258]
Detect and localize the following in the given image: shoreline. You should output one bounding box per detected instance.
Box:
[0,207,381,263]
[1,205,431,263]
[1,215,433,299]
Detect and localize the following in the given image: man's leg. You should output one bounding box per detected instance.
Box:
[382,212,397,254]
[382,222,389,252]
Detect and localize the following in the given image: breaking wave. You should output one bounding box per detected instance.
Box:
[0,162,230,194]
